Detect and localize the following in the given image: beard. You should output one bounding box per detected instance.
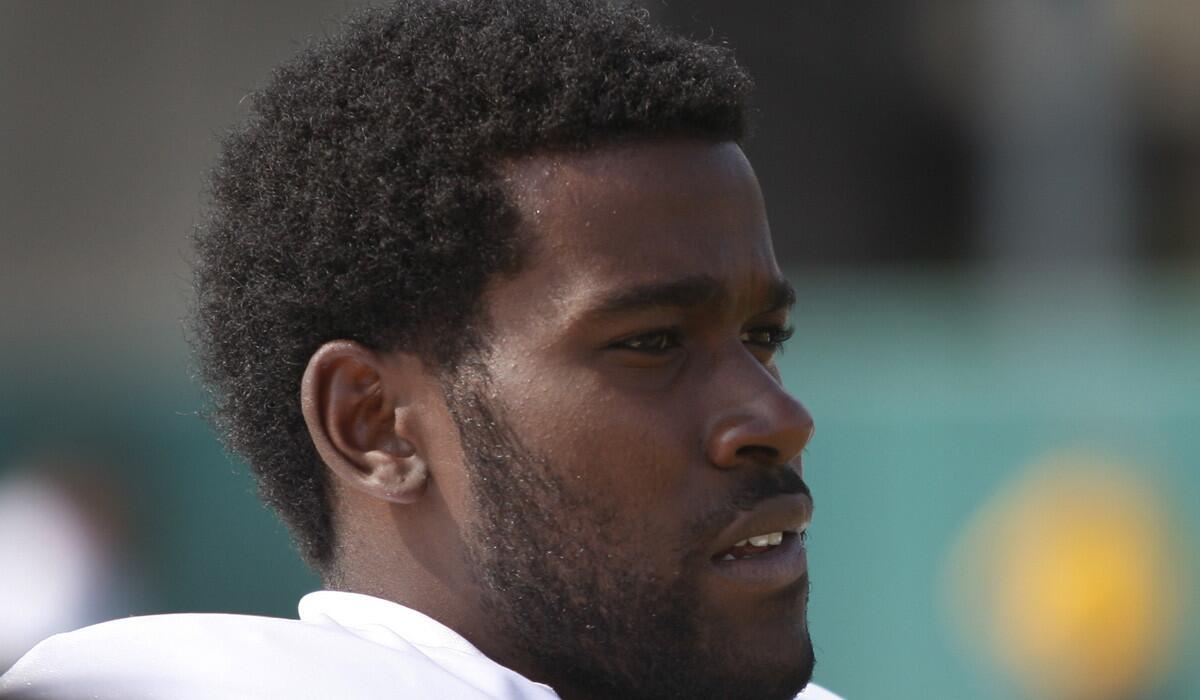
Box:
[442,371,814,700]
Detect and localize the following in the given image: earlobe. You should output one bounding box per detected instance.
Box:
[301,340,430,504]
[361,445,429,504]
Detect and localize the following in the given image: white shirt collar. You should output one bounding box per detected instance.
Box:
[299,590,482,656]
[297,590,842,700]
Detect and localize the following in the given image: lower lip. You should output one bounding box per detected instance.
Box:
[708,533,807,591]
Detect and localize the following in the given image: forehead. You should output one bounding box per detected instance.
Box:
[496,140,781,317]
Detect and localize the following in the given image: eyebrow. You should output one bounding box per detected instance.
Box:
[588,273,795,317]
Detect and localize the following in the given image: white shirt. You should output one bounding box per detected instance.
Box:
[0,591,842,699]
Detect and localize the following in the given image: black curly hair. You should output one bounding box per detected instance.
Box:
[192,0,753,571]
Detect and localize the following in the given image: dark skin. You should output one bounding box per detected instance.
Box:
[301,139,815,698]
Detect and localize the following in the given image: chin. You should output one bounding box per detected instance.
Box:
[700,580,814,700]
[742,621,814,693]
[704,643,814,700]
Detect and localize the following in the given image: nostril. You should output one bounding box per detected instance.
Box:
[735,445,779,463]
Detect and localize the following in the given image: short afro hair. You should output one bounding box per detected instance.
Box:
[193,0,753,571]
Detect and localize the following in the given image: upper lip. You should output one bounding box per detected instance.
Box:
[708,493,814,559]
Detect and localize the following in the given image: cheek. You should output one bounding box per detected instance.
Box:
[504,371,701,509]
[420,396,478,524]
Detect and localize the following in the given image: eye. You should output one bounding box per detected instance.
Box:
[611,329,681,354]
[740,324,794,353]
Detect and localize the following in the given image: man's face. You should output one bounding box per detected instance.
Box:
[442,140,815,699]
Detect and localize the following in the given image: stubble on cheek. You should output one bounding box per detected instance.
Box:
[444,373,699,683]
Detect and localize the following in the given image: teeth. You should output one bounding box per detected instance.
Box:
[748,534,772,547]
[721,531,788,561]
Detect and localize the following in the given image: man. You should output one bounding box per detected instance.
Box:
[1,1,839,698]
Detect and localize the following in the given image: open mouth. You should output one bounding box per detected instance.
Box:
[713,531,801,561]
[705,495,812,589]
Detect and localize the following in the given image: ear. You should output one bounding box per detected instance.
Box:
[301,340,429,504]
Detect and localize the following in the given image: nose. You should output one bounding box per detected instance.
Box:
[706,367,814,470]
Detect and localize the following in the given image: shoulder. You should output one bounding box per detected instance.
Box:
[797,683,845,699]
[0,612,544,699]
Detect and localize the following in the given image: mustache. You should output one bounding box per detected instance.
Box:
[680,467,813,556]
[731,466,810,511]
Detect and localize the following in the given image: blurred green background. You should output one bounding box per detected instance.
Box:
[2,2,1197,698]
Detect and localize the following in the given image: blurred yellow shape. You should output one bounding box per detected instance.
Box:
[945,452,1190,700]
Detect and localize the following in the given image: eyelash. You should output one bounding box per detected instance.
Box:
[614,325,794,354]
[742,324,794,352]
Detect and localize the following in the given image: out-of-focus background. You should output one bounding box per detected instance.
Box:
[1,2,1197,698]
